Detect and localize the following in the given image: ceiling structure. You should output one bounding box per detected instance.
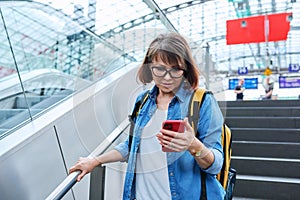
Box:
[0,0,299,138]
[0,0,299,81]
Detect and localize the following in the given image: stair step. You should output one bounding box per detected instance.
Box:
[232,141,300,159]
[231,128,300,143]
[0,90,72,132]
[218,100,300,108]
[233,198,263,200]
[225,117,300,129]
[237,175,300,184]
[0,109,42,129]
[0,109,26,124]
[231,156,300,179]
[221,107,300,117]
[13,96,49,109]
[234,175,300,199]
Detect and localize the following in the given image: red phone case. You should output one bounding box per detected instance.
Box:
[162,120,185,132]
[161,120,185,152]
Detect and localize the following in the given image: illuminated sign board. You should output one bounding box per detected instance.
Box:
[229,77,258,90]
[279,76,300,88]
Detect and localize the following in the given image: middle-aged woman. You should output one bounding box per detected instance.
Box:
[69,33,225,200]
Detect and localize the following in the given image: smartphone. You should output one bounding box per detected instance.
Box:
[161,120,185,152]
[162,120,185,133]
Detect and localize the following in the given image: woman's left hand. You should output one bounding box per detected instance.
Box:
[156,117,195,152]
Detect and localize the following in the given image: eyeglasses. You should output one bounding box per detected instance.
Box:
[151,66,185,78]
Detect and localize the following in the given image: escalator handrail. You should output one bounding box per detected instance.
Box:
[45,119,130,200]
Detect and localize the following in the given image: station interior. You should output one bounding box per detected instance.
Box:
[0,1,299,199]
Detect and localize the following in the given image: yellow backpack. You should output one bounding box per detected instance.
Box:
[189,88,236,200]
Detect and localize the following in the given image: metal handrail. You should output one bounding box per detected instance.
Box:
[45,119,130,200]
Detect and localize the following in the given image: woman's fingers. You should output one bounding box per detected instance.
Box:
[157,118,196,152]
[157,133,183,152]
[68,157,96,182]
[68,166,76,174]
[77,171,87,182]
[69,165,85,182]
[183,117,194,134]
[160,128,176,139]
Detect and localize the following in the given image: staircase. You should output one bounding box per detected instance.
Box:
[219,100,300,200]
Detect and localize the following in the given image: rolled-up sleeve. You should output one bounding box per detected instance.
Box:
[114,138,129,162]
[203,148,223,174]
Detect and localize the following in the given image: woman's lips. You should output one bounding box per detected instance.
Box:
[161,82,173,88]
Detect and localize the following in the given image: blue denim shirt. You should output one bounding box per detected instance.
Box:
[115,84,225,200]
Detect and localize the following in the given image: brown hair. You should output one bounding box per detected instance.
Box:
[137,33,199,89]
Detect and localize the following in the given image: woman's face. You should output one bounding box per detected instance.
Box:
[151,57,185,95]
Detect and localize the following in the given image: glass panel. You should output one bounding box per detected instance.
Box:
[0,7,31,138]
[0,1,142,138]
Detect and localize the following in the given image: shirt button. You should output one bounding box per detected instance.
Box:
[170,172,174,176]
[172,192,177,196]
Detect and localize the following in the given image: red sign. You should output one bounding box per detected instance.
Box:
[226,12,292,45]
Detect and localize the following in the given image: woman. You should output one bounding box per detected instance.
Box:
[69,33,225,199]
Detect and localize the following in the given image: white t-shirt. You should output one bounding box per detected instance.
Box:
[136,109,171,200]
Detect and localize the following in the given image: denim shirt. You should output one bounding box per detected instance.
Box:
[114,84,225,200]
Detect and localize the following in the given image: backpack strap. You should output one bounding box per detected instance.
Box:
[218,124,227,187]
[217,124,233,189]
[128,91,149,152]
[200,171,207,200]
[188,88,211,200]
[188,88,207,137]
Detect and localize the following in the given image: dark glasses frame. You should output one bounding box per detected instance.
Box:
[151,66,185,78]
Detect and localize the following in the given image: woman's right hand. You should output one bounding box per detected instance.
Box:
[69,157,101,182]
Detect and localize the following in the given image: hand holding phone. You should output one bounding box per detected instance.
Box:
[161,120,185,152]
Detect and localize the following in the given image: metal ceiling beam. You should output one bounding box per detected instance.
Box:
[218,51,300,64]
[101,0,213,39]
[143,0,177,32]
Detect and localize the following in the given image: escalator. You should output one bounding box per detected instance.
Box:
[0,88,73,137]
[0,62,141,200]
[0,68,91,138]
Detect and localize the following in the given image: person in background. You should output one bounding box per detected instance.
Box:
[234,78,245,100]
[262,76,274,100]
[69,33,225,200]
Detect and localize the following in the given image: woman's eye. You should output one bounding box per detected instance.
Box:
[172,67,182,72]
[156,67,165,71]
